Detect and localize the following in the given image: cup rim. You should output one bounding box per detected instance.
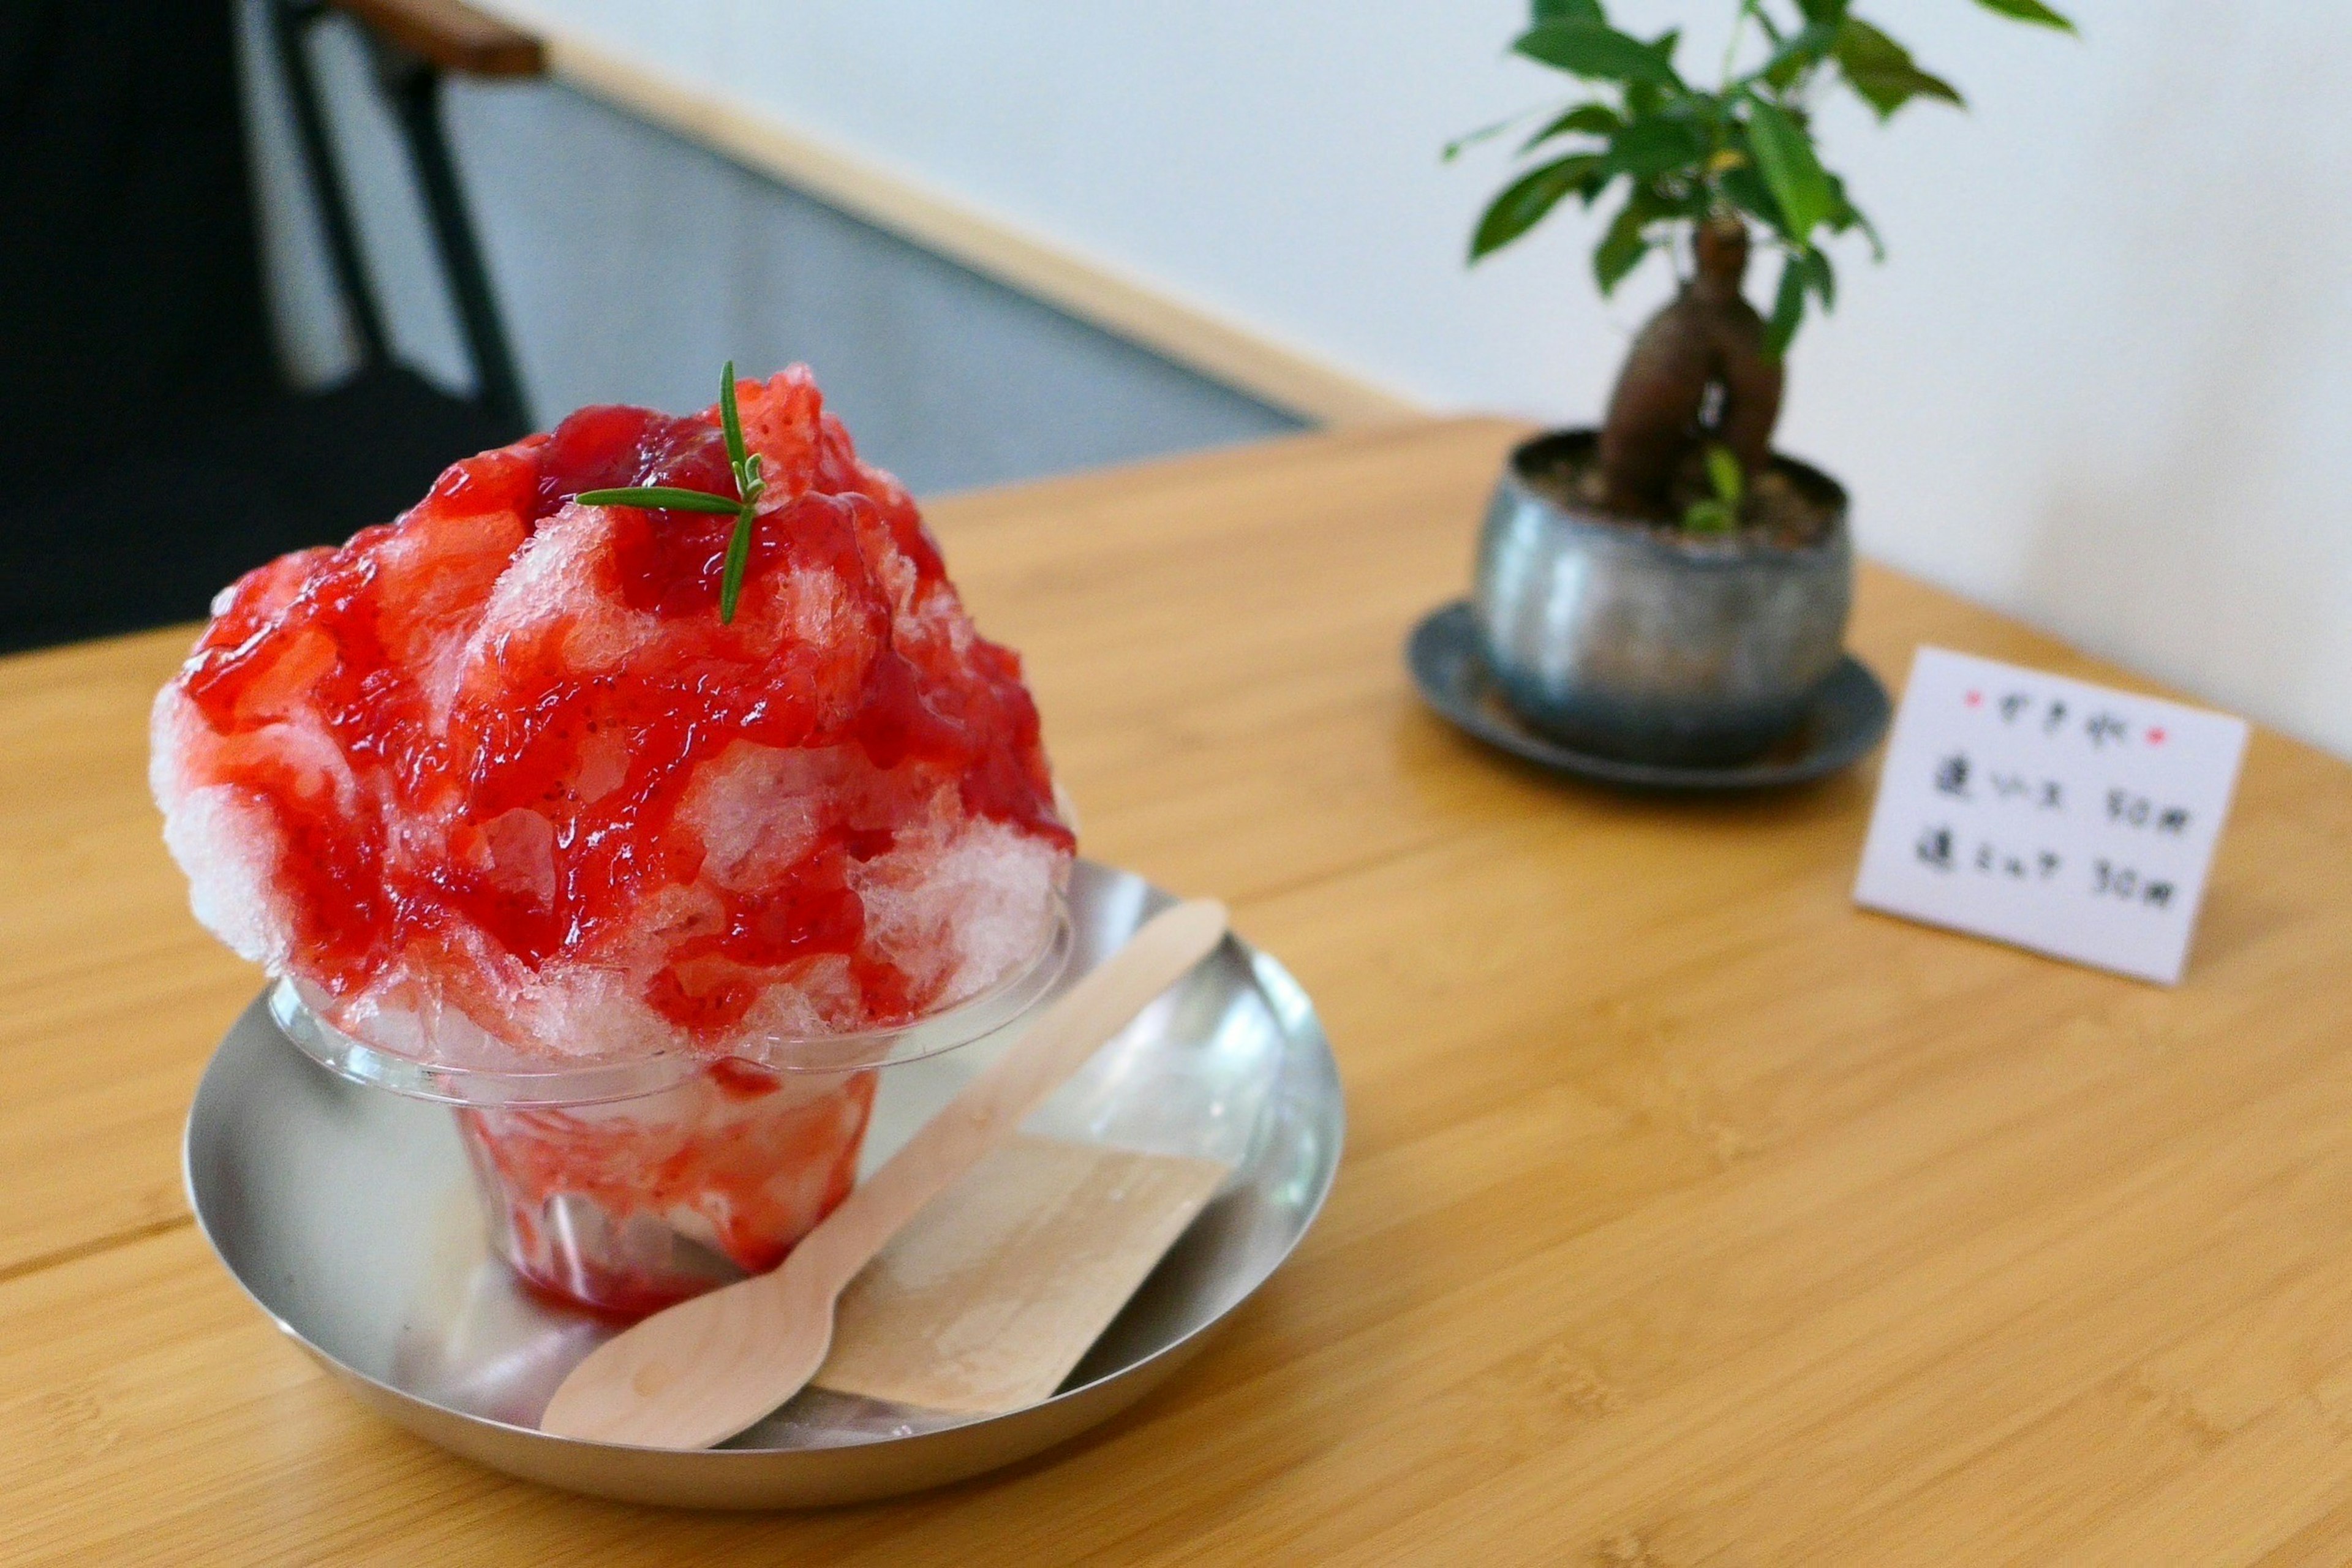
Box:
[266,895,1074,1107]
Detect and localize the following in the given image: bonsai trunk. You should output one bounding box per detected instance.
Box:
[1596,216,1784,520]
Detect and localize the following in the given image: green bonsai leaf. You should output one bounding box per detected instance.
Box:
[1822,172,1885,257]
[1624,77,1668,118]
[1592,190,1660,292]
[1703,442,1745,505]
[1470,153,1609,260]
[1800,245,1836,309]
[1514,21,1686,89]
[1743,97,1834,243]
[1716,133,1790,232]
[1444,112,1532,162]
[1969,0,2075,32]
[1835,18,1964,118]
[1519,101,1623,154]
[1765,254,1809,358]
[1758,21,1840,91]
[1683,497,1738,533]
[1602,113,1708,181]
[1452,0,2076,523]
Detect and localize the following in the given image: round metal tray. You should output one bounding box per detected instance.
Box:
[183,861,1343,1508]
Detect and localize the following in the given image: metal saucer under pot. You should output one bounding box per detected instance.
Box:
[1409,600,1890,791]
[1474,428,1854,767]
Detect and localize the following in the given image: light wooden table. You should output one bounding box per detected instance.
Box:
[5,418,2349,1564]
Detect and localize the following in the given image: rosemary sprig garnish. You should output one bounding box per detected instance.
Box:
[713,363,766,622]
[572,485,739,514]
[572,361,769,622]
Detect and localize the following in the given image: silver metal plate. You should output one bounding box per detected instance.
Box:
[183,861,1343,1508]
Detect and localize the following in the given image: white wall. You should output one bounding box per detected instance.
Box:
[480,0,2352,758]
[234,5,1296,496]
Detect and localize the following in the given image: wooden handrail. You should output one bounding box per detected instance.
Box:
[332,0,545,77]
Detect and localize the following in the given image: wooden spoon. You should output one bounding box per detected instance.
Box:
[537,897,1231,1449]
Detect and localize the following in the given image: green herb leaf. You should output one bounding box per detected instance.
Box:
[1834,18,1964,119]
[1513,21,1683,88]
[1518,101,1622,154]
[1969,0,2075,32]
[1593,192,1656,293]
[714,361,766,624]
[718,508,755,624]
[576,365,772,625]
[715,360,762,505]
[1703,443,1745,506]
[718,361,750,482]
[1743,97,1834,243]
[573,486,745,514]
[1471,153,1609,260]
[1795,0,1852,24]
[1765,252,1809,358]
[1531,0,1603,21]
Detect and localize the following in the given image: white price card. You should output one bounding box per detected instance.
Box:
[1853,647,2248,984]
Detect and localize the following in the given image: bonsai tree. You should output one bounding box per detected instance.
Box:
[1453,0,2073,531]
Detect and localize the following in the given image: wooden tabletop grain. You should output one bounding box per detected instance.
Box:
[4,418,2349,1564]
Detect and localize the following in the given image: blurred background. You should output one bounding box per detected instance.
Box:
[6,1,2347,760]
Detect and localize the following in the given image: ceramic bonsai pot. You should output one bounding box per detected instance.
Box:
[1472,429,1853,767]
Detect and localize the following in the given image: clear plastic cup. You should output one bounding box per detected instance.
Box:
[453,1062,878,1317]
[268,902,1069,1319]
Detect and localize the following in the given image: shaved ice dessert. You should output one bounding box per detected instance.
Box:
[153,366,1074,1313]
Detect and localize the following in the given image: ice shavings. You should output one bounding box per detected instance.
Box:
[151,367,1074,1067]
